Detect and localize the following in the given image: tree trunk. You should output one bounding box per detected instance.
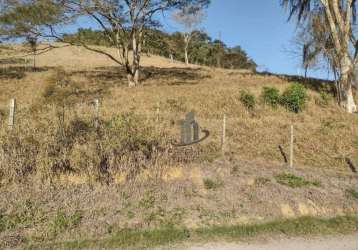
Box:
[184,34,190,65]
[170,54,174,64]
[127,72,136,88]
[184,45,189,65]
[339,57,357,113]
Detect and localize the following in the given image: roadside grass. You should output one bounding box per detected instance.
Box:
[28,215,358,250]
[275,173,321,188]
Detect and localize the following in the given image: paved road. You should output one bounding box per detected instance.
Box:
[188,235,358,250]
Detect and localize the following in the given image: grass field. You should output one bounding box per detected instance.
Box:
[0,44,357,249]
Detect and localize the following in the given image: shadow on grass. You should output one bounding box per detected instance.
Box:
[0,58,29,65]
[31,215,358,250]
[69,66,209,87]
[142,66,210,86]
[0,66,49,80]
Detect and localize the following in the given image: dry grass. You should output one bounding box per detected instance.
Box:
[0,44,357,184]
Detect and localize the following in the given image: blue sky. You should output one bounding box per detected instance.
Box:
[71,1,328,79]
[161,0,328,79]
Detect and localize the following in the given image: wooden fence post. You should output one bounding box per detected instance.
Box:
[222,114,227,153]
[290,125,294,168]
[8,98,16,129]
[94,99,100,128]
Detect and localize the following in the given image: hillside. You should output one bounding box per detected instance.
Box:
[0,44,357,249]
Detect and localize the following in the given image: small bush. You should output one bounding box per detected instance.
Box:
[261,86,280,108]
[203,178,223,190]
[240,90,256,111]
[281,83,307,113]
[275,173,320,188]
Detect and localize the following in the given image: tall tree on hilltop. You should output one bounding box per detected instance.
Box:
[0,0,211,87]
[172,1,209,65]
[282,0,357,113]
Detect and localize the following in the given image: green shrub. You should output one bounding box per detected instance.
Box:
[240,90,256,111]
[261,86,280,108]
[281,83,307,113]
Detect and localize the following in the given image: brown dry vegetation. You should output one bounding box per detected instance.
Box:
[0,44,357,249]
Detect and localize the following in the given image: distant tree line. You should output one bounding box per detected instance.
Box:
[63,28,257,70]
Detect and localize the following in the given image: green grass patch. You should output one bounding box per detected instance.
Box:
[203,178,223,190]
[28,215,358,250]
[275,173,320,188]
[48,210,83,237]
[347,189,358,199]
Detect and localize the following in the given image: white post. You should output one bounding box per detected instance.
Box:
[8,98,16,129]
[222,114,227,153]
[290,125,294,168]
[94,99,99,128]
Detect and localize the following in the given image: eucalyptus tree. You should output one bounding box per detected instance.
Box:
[172,1,208,65]
[282,0,357,113]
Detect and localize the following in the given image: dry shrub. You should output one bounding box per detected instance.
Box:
[0,127,38,183]
[0,109,183,184]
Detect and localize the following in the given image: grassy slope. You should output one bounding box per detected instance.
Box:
[0,44,357,170]
[0,44,358,249]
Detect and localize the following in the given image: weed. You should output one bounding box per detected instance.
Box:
[203,178,223,190]
[275,173,320,188]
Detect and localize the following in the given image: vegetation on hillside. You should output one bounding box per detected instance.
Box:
[62,28,257,70]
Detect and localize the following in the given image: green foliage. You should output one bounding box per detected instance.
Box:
[261,86,280,108]
[203,178,223,190]
[240,90,256,111]
[62,28,257,70]
[281,83,307,113]
[0,0,64,39]
[275,173,320,188]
